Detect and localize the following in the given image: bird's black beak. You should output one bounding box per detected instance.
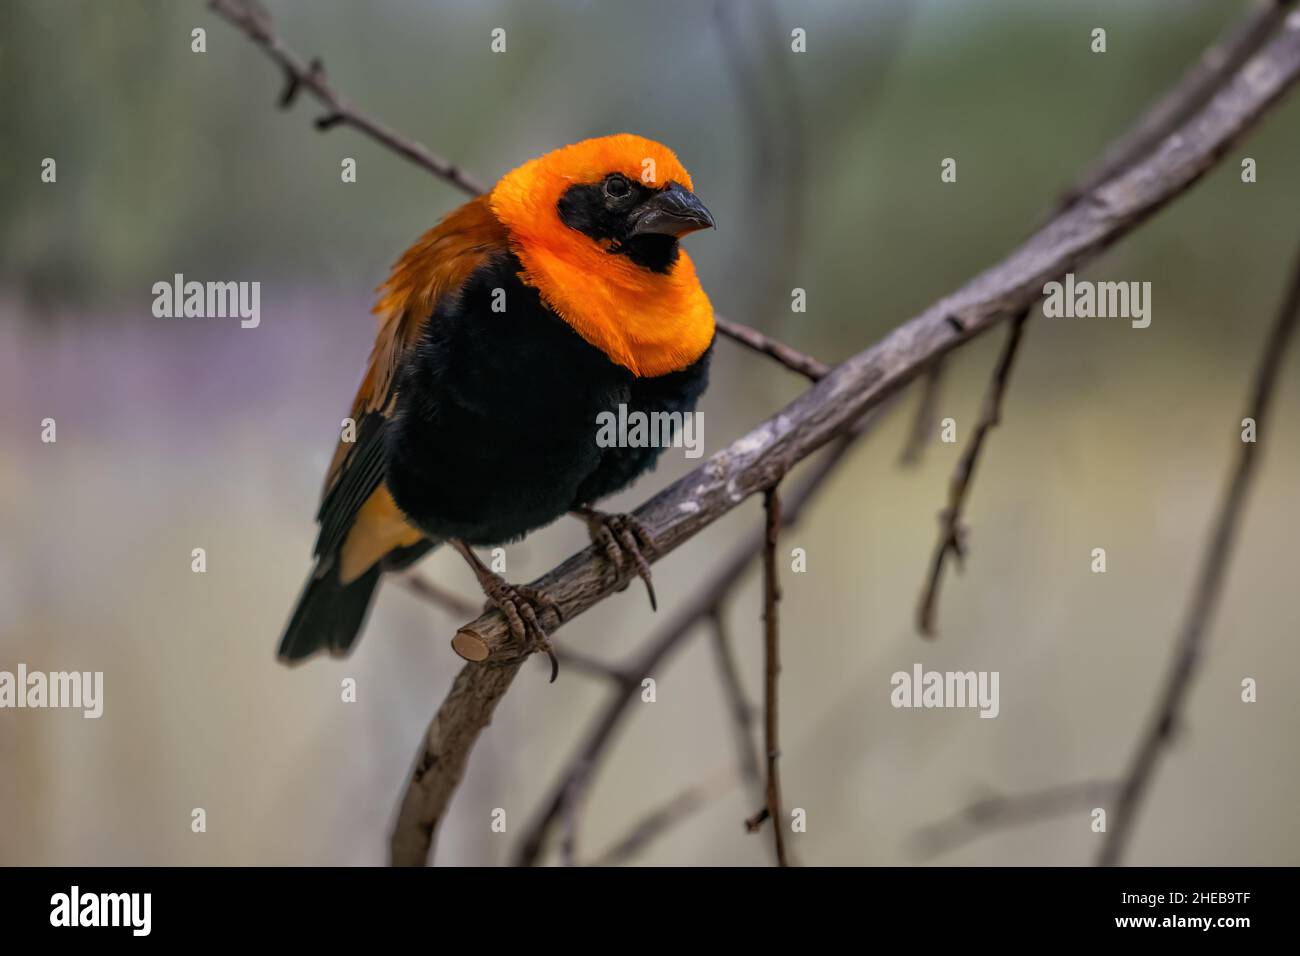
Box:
[628,181,716,238]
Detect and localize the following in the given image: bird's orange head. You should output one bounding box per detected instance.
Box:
[490,134,715,377]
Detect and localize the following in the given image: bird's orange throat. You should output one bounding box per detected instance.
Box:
[509,238,714,378]
[490,135,715,377]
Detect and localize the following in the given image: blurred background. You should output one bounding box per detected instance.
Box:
[2,0,1298,866]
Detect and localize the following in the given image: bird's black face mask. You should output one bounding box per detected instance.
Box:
[557,175,715,274]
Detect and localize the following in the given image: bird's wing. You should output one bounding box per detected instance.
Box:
[314,194,509,575]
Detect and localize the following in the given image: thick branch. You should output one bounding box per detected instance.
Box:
[1097,238,1300,866]
[389,659,522,866]
[1057,0,1297,210]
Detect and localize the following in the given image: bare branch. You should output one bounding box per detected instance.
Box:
[208,0,486,195]
[917,308,1031,636]
[715,316,830,381]
[1055,0,1297,211]
[707,608,763,792]
[1098,238,1300,866]
[913,780,1118,860]
[758,486,789,866]
[389,658,523,866]
[898,360,946,467]
[400,573,480,619]
[586,768,739,866]
[553,648,636,687]
[559,760,592,867]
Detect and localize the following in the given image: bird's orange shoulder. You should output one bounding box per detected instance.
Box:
[323,195,508,496]
[364,195,509,412]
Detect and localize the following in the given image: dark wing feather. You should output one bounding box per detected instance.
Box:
[314,410,388,560]
[312,195,509,568]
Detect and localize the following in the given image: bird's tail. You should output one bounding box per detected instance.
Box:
[277,560,382,663]
[277,539,436,663]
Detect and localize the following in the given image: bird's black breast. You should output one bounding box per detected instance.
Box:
[385,252,712,545]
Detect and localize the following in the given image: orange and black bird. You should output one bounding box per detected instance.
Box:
[278,135,716,674]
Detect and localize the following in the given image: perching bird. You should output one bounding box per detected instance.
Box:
[278,134,716,675]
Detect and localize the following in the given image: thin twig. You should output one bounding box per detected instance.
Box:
[709,608,780,864]
[714,316,830,381]
[759,486,788,866]
[554,649,636,687]
[913,779,1118,860]
[400,573,480,619]
[208,0,486,195]
[917,308,1030,637]
[559,760,591,867]
[708,607,763,792]
[586,768,739,866]
[1098,239,1300,866]
[899,360,946,467]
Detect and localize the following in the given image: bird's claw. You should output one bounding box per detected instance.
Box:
[480,579,562,682]
[582,509,657,611]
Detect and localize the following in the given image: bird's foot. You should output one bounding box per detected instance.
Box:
[574,507,657,611]
[451,540,562,681]
[479,577,562,677]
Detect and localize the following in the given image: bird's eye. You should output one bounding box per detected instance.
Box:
[603,175,631,200]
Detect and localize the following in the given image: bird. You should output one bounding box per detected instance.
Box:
[278,134,716,677]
